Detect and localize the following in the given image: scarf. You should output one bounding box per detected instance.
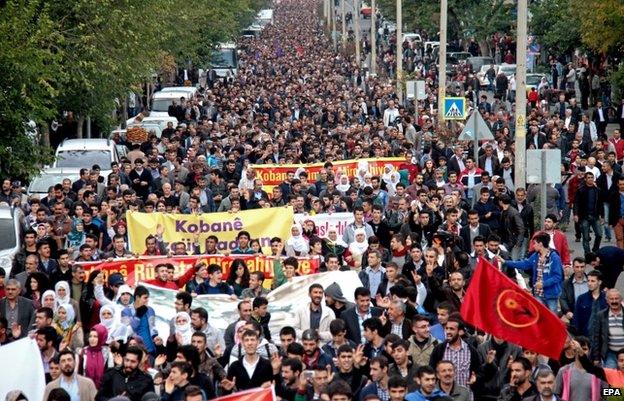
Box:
[348,228,369,255]
[66,218,85,247]
[85,324,108,388]
[56,303,75,331]
[99,305,121,343]
[54,281,71,309]
[286,223,309,253]
[326,226,348,248]
[174,312,193,345]
[42,290,56,309]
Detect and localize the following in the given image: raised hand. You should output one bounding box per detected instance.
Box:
[221,377,236,391]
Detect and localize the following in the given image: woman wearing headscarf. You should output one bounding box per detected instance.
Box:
[322,225,348,263]
[381,164,401,197]
[285,223,309,256]
[79,324,113,388]
[173,311,193,346]
[53,303,84,350]
[55,281,81,322]
[80,270,103,332]
[65,218,85,251]
[344,228,369,269]
[42,290,57,310]
[99,305,130,344]
[335,175,352,194]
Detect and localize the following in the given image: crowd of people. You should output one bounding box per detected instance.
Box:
[3,0,624,401]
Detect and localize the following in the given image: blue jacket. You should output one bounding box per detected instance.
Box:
[122,305,158,353]
[573,291,607,336]
[504,251,563,299]
[405,389,448,401]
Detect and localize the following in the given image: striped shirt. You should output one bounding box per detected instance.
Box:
[608,310,624,351]
[443,340,472,387]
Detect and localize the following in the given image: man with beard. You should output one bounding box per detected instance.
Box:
[276,357,303,401]
[435,360,471,401]
[293,284,336,344]
[37,326,59,375]
[96,346,154,401]
[475,336,522,400]
[497,357,537,401]
[44,349,97,401]
[429,317,481,388]
[359,356,391,401]
[522,370,558,401]
[301,329,333,369]
[405,366,448,401]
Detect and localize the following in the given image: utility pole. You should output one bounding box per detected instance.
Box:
[438,0,448,127]
[355,0,361,66]
[396,0,403,103]
[371,0,377,74]
[514,0,528,188]
[331,0,337,50]
[341,0,346,51]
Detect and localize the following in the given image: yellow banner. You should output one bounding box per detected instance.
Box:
[126,207,294,254]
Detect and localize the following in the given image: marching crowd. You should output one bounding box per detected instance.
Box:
[3,1,624,401]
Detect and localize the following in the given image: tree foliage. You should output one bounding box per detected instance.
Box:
[577,0,624,54]
[529,0,581,56]
[0,0,265,178]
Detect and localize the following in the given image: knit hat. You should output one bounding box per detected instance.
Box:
[325,282,348,304]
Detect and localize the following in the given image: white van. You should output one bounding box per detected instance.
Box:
[160,86,198,100]
[150,91,189,118]
[0,206,22,277]
[53,138,119,179]
[210,43,238,79]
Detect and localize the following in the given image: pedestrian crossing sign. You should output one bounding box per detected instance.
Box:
[443,97,467,120]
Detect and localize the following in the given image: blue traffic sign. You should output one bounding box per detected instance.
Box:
[443,97,467,120]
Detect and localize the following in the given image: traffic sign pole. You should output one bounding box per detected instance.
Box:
[438,0,448,127]
[514,0,528,189]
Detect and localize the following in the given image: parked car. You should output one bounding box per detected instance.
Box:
[53,138,120,179]
[402,33,422,44]
[27,168,81,198]
[0,205,23,277]
[526,73,549,92]
[477,64,498,88]
[498,63,516,79]
[150,91,189,119]
[467,56,495,73]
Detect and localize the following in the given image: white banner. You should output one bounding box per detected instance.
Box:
[145,270,363,340]
[0,338,46,401]
[293,213,354,238]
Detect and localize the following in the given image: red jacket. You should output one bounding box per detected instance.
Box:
[529,230,571,265]
[144,266,195,290]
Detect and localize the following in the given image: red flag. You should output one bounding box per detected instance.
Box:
[213,387,274,401]
[460,257,567,360]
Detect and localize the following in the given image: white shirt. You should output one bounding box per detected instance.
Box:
[242,355,260,379]
[383,107,400,127]
[598,108,605,122]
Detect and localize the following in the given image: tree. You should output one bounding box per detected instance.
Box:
[0,0,58,178]
[529,0,580,56]
[577,0,624,54]
[376,0,513,56]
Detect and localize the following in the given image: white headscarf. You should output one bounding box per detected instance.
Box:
[54,281,70,308]
[336,175,351,193]
[382,164,400,196]
[99,304,127,343]
[326,225,347,247]
[349,228,369,255]
[42,290,56,309]
[174,312,193,345]
[286,223,309,253]
[56,303,75,330]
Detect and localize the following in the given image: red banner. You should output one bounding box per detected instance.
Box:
[214,388,274,401]
[77,254,320,287]
[251,157,404,187]
[460,258,567,360]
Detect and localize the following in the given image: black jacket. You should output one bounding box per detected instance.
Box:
[573,184,603,220]
[559,274,587,315]
[342,306,384,345]
[459,224,491,253]
[591,307,624,361]
[96,367,155,401]
[226,356,274,390]
[608,189,624,226]
[499,206,525,248]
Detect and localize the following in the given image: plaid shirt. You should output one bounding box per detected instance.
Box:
[443,340,472,387]
[535,252,549,297]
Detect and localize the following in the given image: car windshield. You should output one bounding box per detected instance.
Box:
[29,174,77,194]
[152,99,174,112]
[55,150,111,168]
[211,49,236,68]
[526,75,543,85]
[0,218,17,250]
